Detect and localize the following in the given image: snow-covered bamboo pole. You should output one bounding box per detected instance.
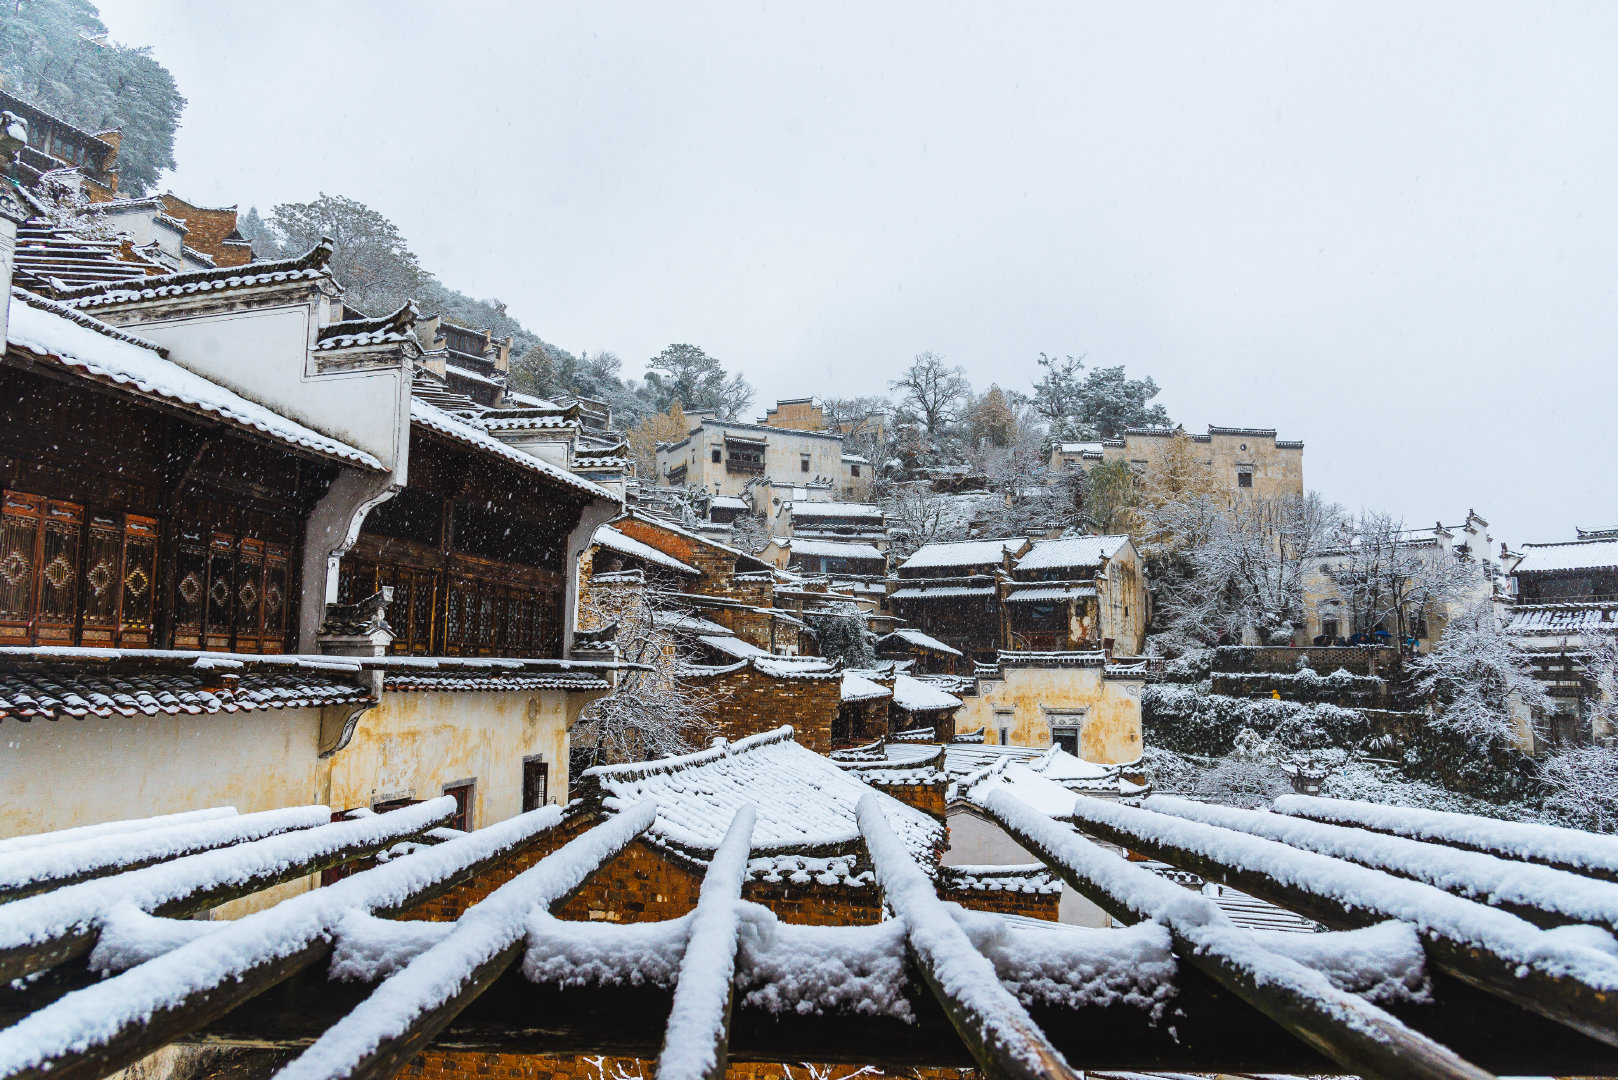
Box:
[269,800,660,1080]
[0,800,457,983]
[1060,793,1618,1048]
[1148,795,1618,934]
[0,807,237,857]
[654,804,756,1080]
[0,801,571,1080]
[978,788,1492,1080]
[1274,794,1618,883]
[855,794,1078,1080]
[0,803,331,903]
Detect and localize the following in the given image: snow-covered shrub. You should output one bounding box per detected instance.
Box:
[1404,602,1547,800]
[1539,745,1618,834]
[1192,755,1289,808]
[1140,745,1208,794]
[1154,648,1213,683]
[1142,682,1369,757]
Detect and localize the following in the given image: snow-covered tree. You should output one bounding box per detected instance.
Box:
[965,385,1020,448]
[265,194,431,314]
[1540,744,1618,834]
[572,580,717,768]
[0,0,185,194]
[1029,352,1171,442]
[1406,601,1548,798]
[1326,512,1483,645]
[626,403,689,481]
[1158,493,1344,646]
[883,481,958,558]
[1081,458,1136,535]
[889,352,970,436]
[643,344,752,420]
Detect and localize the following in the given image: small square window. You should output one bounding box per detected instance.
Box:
[1237,471,1253,488]
[850,464,861,477]
[711,447,722,463]
[800,455,811,472]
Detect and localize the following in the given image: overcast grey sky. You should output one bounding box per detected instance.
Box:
[97,2,1616,546]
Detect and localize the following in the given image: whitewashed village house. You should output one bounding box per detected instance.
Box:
[0,121,628,846]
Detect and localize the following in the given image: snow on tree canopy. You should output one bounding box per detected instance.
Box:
[581,726,942,861]
[1014,535,1131,572]
[6,291,383,470]
[892,673,962,712]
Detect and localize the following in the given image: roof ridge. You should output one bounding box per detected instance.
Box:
[52,238,334,300]
[583,724,797,781]
[8,287,169,357]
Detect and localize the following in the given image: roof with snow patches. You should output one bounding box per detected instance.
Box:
[592,525,702,576]
[6,290,384,471]
[899,538,1028,571]
[1014,535,1130,572]
[1514,539,1618,575]
[0,765,1616,1075]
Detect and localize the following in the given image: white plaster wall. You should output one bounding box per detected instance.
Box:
[944,807,1110,926]
[123,306,411,473]
[0,708,327,839]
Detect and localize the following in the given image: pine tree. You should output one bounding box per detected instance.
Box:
[0,0,185,194]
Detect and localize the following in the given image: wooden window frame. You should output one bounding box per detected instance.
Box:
[521,756,549,812]
[442,778,476,832]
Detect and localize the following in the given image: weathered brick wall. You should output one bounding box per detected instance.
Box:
[941,884,1060,921]
[865,778,947,818]
[688,665,842,753]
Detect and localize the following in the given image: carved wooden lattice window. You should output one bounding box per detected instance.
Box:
[1,492,166,649]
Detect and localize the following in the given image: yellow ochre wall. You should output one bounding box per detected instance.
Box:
[956,664,1143,763]
[0,707,329,840]
[327,689,586,825]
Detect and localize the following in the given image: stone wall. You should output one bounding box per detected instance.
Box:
[1213,645,1397,678]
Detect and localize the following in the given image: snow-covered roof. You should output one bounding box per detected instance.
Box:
[53,240,334,308]
[7,291,384,471]
[1004,583,1098,603]
[967,763,1081,818]
[890,584,995,601]
[841,671,892,703]
[696,634,770,660]
[1515,539,1618,575]
[1014,535,1129,572]
[0,667,371,721]
[892,674,963,712]
[1055,442,1104,455]
[410,397,617,502]
[900,538,1025,571]
[651,611,734,637]
[710,495,750,511]
[880,628,963,657]
[786,538,885,560]
[581,726,941,860]
[380,671,607,693]
[787,502,884,520]
[1504,603,1618,636]
[593,525,701,576]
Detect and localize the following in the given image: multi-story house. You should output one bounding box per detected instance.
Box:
[1051,424,1305,500]
[1504,528,1618,746]
[0,154,623,843]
